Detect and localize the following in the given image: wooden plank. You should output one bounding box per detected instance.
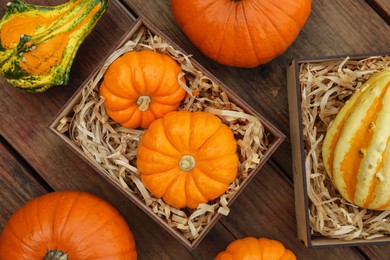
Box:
[219,162,366,260]
[0,0,388,258]
[121,0,390,178]
[0,72,235,258]
[0,136,48,230]
[0,0,234,258]
[366,0,390,24]
[359,245,390,260]
[0,135,234,258]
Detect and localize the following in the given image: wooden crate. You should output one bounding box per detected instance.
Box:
[49,6,284,250]
[287,53,390,247]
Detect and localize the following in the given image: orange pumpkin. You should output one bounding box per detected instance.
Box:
[215,237,296,260]
[170,0,312,68]
[0,191,137,259]
[100,50,186,128]
[136,111,239,209]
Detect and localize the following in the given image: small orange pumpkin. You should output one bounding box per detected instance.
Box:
[0,191,137,259]
[215,237,296,260]
[100,50,186,128]
[170,0,312,68]
[136,111,239,209]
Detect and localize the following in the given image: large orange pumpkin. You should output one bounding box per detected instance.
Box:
[0,191,137,259]
[170,0,312,68]
[100,50,186,129]
[215,237,296,260]
[322,68,390,210]
[137,111,239,209]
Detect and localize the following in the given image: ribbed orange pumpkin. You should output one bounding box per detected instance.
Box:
[100,50,186,129]
[322,68,390,210]
[136,111,239,209]
[0,191,137,259]
[170,0,312,68]
[215,237,296,260]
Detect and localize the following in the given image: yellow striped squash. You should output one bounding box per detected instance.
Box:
[322,68,390,210]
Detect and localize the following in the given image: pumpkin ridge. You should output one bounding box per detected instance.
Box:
[108,105,138,124]
[63,212,121,253]
[163,174,187,205]
[20,198,51,254]
[179,0,221,28]
[139,119,182,157]
[191,121,223,152]
[215,2,235,62]
[252,2,289,51]
[193,166,228,187]
[162,112,191,153]
[122,108,142,128]
[151,88,186,105]
[142,168,183,200]
[189,110,223,149]
[184,174,207,207]
[137,147,179,174]
[70,210,122,247]
[145,103,159,119]
[265,0,303,29]
[49,186,63,245]
[35,196,46,243]
[240,2,262,65]
[195,124,236,160]
[55,192,83,241]
[148,52,168,96]
[130,55,146,94]
[187,173,209,201]
[2,216,36,254]
[140,134,181,159]
[55,195,104,243]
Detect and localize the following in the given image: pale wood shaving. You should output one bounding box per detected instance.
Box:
[55,26,272,243]
[300,55,390,240]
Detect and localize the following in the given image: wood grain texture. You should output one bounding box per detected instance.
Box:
[121,0,390,178]
[0,137,48,230]
[0,0,389,258]
[367,0,390,24]
[220,162,366,260]
[0,0,233,258]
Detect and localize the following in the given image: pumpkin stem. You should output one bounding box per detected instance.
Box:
[43,250,68,260]
[179,155,196,172]
[136,95,152,111]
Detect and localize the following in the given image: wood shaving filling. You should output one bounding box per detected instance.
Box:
[300,55,390,240]
[56,26,272,243]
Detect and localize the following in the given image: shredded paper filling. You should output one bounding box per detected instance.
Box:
[300,55,390,240]
[56,26,272,243]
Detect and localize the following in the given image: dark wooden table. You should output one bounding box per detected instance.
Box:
[0,0,389,259]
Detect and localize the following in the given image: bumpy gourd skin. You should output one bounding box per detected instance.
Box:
[322,68,390,210]
[137,111,239,209]
[0,0,109,92]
